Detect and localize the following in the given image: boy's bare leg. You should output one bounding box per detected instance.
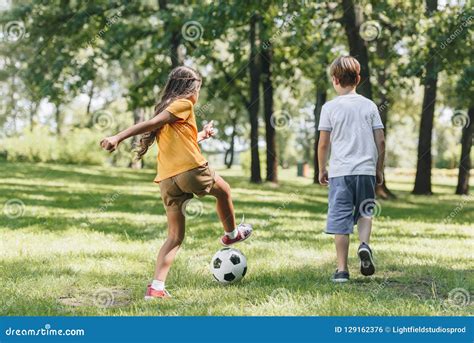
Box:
[209,175,236,233]
[335,234,350,272]
[154,210,186,281]
[357,217,372,244]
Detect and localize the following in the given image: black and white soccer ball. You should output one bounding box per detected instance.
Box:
[210,248,247,284]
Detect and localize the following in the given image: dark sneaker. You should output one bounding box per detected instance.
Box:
[358,242,375,276]
[331,269,350,283]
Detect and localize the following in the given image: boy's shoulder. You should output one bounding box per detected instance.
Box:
[323,94,377,111]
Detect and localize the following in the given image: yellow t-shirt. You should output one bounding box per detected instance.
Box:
[154,98,207,182]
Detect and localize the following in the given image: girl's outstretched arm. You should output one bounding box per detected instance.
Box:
[100,110,178,152]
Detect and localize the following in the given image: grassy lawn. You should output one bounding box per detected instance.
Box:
[0,161,472,316]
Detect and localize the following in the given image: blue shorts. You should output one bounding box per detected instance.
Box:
[325,175,376,235]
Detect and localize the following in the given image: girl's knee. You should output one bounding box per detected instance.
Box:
[168,233,185,246]
[216,180,231,198]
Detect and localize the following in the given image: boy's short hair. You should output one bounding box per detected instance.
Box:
[330,56,361,87]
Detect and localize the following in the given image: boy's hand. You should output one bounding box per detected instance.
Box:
[376,170,384,185]
[319,169,329,186]
[100,135,120,152]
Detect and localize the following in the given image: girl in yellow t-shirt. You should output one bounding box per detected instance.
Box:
[100,66,252,299]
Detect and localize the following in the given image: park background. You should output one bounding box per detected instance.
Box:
[0,0,472,315]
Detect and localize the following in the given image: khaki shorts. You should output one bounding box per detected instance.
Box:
[159,163,216,212]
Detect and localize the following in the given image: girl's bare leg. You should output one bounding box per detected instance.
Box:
[209,175,236,233]
[154,209,186,281]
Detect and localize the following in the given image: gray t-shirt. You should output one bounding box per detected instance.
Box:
[318,93,384,178]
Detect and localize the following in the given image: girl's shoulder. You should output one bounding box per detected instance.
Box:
[165,98,194,120]
[170,98,193,107]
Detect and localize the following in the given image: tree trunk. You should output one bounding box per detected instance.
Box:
[29,102,38,132]
[455,107,473,195]
[413,0,438,195]
[341,0,372,99]
[375,95,396,199]
[261,43,278,183]
[374,36,396,198]
[313,88,326,184]
[248,14,262,183]
[86,82,94,116]
[54,103,61,135]
[158,0,182,67]
[170,30,182,67]
[225,117,237,169]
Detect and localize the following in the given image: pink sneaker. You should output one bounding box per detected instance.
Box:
[221,222,253,246]
[144,285,172,300]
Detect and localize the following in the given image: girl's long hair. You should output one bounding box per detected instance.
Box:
[136,66,202,160]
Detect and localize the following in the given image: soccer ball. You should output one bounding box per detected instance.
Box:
[210,248,247,284]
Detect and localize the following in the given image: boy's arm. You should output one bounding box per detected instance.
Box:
[100,110,179,152]
[373,129,385,185]
[318,131,331,186]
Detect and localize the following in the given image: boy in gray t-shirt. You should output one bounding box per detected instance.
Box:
[318,56,386,283]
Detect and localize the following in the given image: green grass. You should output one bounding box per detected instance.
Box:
[0,161,472,316]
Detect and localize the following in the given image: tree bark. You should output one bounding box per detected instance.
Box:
[455,107,473,195]
[158,0,182,67]
[54,103,62,135]
[170,30,182,67]
[376,95,396,199]
[413,0,438,195]
[341,0,372,99]
[313,88,326,184]
[248,14,262,183]
[261,43,278,183]
[225,117,237,169]
[29,102,38,131]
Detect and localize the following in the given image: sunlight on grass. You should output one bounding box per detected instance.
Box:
[0,162,473,316]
